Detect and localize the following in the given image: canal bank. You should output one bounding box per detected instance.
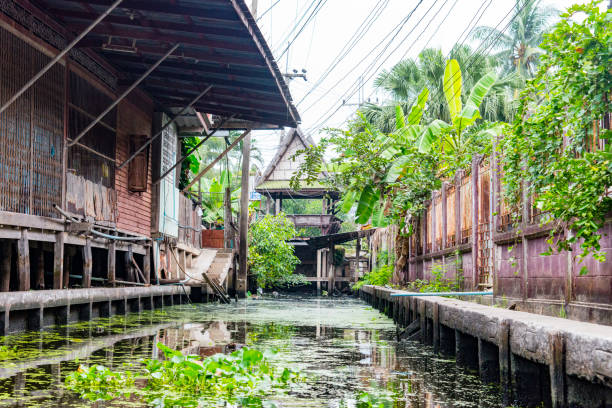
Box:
[360,285,612,408]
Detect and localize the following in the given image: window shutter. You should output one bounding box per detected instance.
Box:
[128,135,149,192]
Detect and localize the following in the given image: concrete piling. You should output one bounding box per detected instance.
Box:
[360,285,612,408]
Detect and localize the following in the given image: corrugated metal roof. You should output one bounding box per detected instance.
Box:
[256,180,329,190]
[36,0,300,127]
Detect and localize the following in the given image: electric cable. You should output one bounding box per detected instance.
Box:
[305,0,440,131]
[277,0,328,60]
[257,0,281,22]
[301,0,426,117]
[296,0,390,106]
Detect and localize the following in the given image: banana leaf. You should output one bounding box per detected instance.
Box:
[355,185,379,224]
[443,59,462,122]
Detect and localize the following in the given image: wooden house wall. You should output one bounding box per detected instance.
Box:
[115,99,153,237]
[434,192,442,250]
[0,26,63,218]
[446,184,456,247]
[459,173,472,244]
[268,135,305,181]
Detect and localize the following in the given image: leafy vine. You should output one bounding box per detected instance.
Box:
[500,2,612,263]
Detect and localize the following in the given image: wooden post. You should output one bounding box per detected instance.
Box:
[224,186,232,248]
[471,157,480,290]
[35,245,45,289]
[455,171,462,247]
[491,140,500,298]
[521,171,529,301]
[53,232,65,289]
[275,198,281,215]
[421,209,427,255]
[433,303,440,353]
[108,242,116,286]
[64,247,73,288]
[179,250,186,279]
[144,245,151,284]
[498,320,511,404]
[316,249,322,294]
[18,229,30,291]
[431,192,437,252]
[1,241,11,292]
[549,332,566,408]
[82,239,92,288]
[237,130,251,297]
[328,243,334,292]
[355,236,361,281]
[441,182,448,249]
[126,245,134,282]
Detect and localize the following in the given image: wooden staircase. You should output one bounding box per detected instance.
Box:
[186,248,232,303]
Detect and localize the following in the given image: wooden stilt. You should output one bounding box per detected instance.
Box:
[108,242,116,286]
[18,229,30,291]
[126,245,134,282]
[53,232,65,289]
[143,245,151,284]
[35,245,45,289]
[82,239,92,288]
[64,247,73,288]
[1,241,11,292]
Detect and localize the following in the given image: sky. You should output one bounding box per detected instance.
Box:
[249,0,594,170]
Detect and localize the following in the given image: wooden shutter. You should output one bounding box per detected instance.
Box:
[128,135,149,192]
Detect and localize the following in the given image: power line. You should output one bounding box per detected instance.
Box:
[314,0,507,134]
[277,0,328,60]
[306,0,443,132]
[301,0,426,118]
[257,0,281,22]
[273,0,318,55]
[296,0,390,106]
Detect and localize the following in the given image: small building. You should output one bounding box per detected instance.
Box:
[0,0,298,332]
[256,128,341,235]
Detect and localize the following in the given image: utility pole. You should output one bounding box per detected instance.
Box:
[251,0,258,18]
[237,131,252,297]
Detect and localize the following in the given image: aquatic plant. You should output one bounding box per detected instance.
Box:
[66,342,300,407]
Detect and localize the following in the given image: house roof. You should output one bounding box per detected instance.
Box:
[256,179,329,191]
[255,127,335,196]
[259,127,316,182]
[33,0,300,127]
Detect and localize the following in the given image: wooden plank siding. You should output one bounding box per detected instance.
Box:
[115,99,153,237]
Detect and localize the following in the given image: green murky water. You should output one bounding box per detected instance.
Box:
[0,296,503,407]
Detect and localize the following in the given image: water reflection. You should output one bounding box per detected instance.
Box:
[0,297,502,407]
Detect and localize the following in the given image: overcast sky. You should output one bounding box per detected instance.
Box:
[249,0,593,169]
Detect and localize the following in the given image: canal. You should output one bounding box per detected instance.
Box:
[0,296,504,407]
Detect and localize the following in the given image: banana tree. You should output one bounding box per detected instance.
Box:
[339,88,431,227]
[416,59,502,160]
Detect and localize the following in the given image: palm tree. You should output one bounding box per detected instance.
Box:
[362,45,519,132]
[471,0,557,78]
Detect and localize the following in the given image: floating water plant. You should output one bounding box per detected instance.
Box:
[66,342,300,407]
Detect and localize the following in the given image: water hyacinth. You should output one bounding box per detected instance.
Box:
[66,342,300,407]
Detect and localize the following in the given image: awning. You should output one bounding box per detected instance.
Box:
[33,0,300,127]
[305,229,377,249]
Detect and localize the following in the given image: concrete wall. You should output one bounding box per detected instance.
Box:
[361,285,612,408]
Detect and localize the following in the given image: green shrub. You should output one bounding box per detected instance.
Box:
[407,261,463,293]
[352,264,393,290]
[248,214,303,289]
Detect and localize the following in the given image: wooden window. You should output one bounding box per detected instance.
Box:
[128,135,149,192]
